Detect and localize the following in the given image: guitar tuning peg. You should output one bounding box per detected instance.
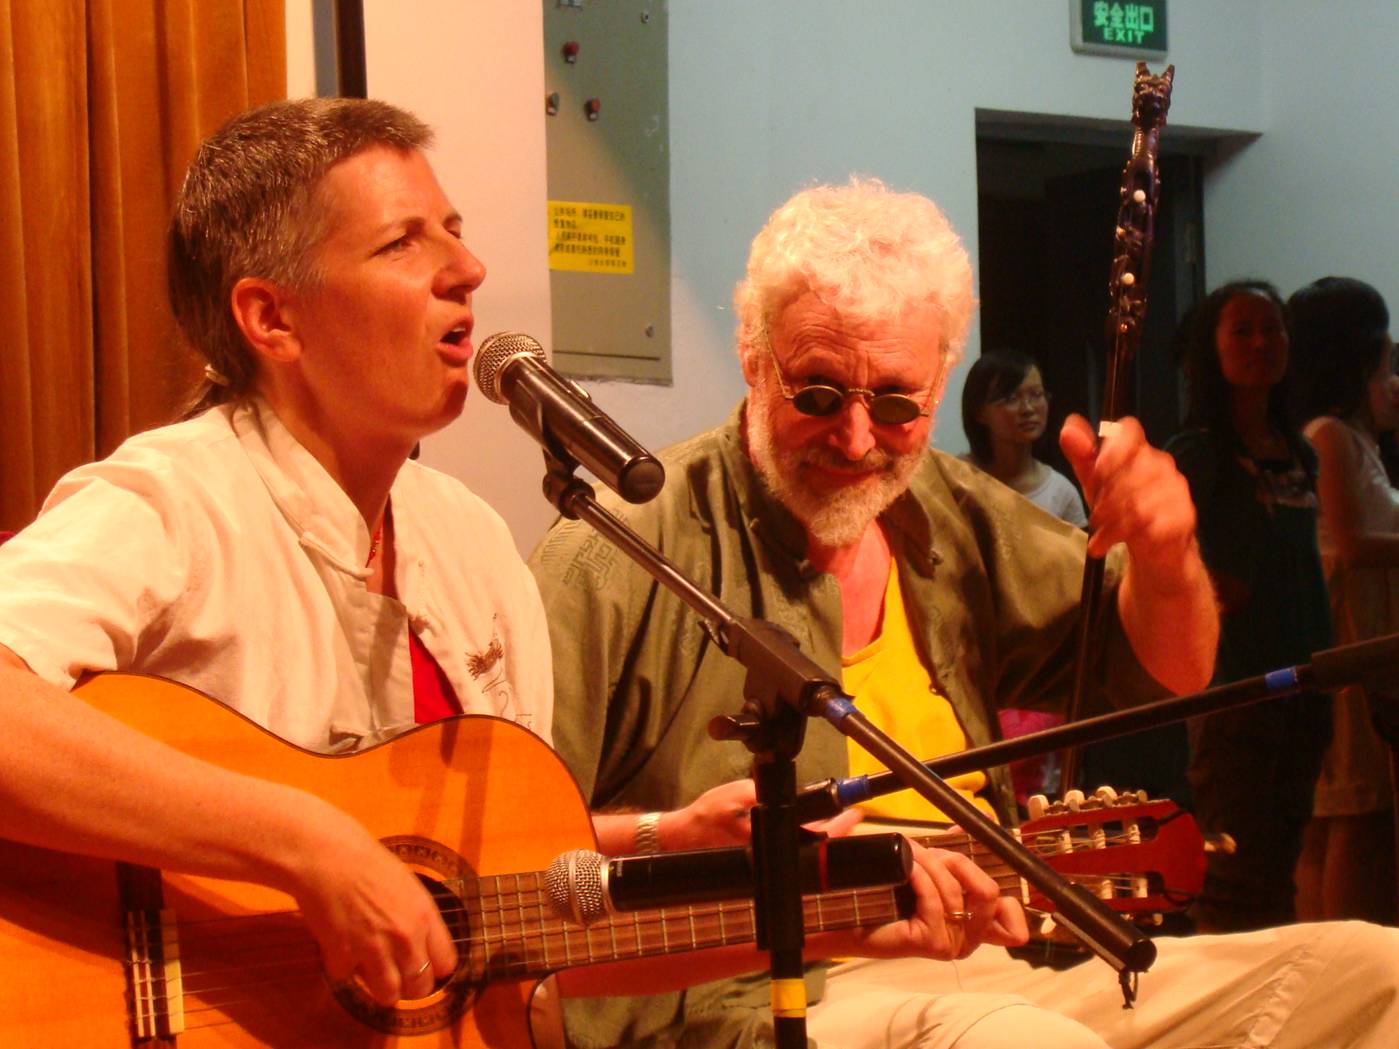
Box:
[1093,785,1119,803]
[1134,789,1149,803]
[1125,818,1143,846]
[1027,794,1050,821]
[1063,789,1086,811]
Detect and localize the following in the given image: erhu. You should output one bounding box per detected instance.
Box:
[1058,62,1175,793]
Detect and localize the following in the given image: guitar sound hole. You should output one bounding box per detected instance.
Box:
[417,871,473,994]
[330,835,480,1035]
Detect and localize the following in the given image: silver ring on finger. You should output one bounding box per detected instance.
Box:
[411,958,432,978]
[945,910,973,922]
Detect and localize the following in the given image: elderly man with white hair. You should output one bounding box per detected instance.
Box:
[533,178,1399,1049]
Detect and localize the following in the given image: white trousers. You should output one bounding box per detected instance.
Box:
[806,921,1399,1049]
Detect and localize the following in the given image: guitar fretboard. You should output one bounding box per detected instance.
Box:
[449,826,1031,982]
[454,872,911,981]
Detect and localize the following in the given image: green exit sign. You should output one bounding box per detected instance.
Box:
[1071,0,1168,58]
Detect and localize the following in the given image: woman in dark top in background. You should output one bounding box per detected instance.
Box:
[1167,279,1333,932]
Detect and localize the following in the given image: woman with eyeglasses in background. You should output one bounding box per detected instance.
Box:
[961,349,1087,527]
[1166,279,1334,932]
[960,349,1085,807]
[1289,275,1399,926]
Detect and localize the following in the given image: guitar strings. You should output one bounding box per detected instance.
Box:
[146,858,1143,955]
[128,814,1178,1019]
[143,816,1153,946]
[148,829,1159,972]
[134,864,1156,1005]
[133,867,1166,1029]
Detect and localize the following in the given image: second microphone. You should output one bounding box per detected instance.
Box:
[473,332,665,504]
[544,834,914,926]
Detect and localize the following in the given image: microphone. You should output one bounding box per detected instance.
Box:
[544,833,912,926]
[473,332,665,504]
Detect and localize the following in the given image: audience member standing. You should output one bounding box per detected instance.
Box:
[1290,275,1399,925]
[962,349,1087,527]
[1166,280,1333,931]
[961,350,1085,803]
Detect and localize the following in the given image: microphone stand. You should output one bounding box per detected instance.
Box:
[536,451,1155,1042]
[794,633,1399,822]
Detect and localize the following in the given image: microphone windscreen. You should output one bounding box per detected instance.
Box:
[544,849,608,925]
[474,331,544,405]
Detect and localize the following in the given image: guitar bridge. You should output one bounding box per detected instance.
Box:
[125,907,185,1041]
[119,862,185,1043]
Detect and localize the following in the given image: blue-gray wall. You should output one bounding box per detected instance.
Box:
[335,1,1396,552]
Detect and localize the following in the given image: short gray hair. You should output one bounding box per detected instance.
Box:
[168,97,434,414]
[734,177,974,371]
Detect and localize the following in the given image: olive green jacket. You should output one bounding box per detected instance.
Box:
[528,404,1164,1048]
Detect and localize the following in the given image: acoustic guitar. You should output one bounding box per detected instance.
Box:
[0,674,1203,1046]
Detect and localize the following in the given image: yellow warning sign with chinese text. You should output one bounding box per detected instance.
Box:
[548,200,634,274]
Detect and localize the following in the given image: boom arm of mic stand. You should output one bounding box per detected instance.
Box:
[797,631,1399,822]
[539,464,1156,991]
[798,662,1315,821]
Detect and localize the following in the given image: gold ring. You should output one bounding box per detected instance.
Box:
[945,910,973,922]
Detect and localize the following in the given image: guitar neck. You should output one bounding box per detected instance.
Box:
[460,823,1049,981]
[460,871,913,982]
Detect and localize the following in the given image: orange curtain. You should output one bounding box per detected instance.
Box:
[0,0,285,532]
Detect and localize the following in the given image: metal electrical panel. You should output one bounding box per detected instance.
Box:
[543,0,671,383]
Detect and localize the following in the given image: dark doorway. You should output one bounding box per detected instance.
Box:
[976,125,1206,455]
[975,121,1207,803]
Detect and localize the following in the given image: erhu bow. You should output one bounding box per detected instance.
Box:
[1058,62,1175,793]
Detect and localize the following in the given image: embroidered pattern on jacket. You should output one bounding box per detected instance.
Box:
[467,634,504,678]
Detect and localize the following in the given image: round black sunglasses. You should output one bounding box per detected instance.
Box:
[764,341,932,425]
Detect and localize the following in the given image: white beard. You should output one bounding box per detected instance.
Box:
[745,388,921,549]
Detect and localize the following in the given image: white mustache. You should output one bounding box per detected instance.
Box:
[799,446,898,472]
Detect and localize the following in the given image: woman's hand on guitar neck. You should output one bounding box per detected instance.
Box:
[278,794,458,1006]
[818,843,1028,962]
[592,777,1025,963]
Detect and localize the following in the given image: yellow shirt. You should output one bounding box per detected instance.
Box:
[842,566,997,825]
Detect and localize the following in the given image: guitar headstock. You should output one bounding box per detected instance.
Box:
[1019,786,1203,923]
